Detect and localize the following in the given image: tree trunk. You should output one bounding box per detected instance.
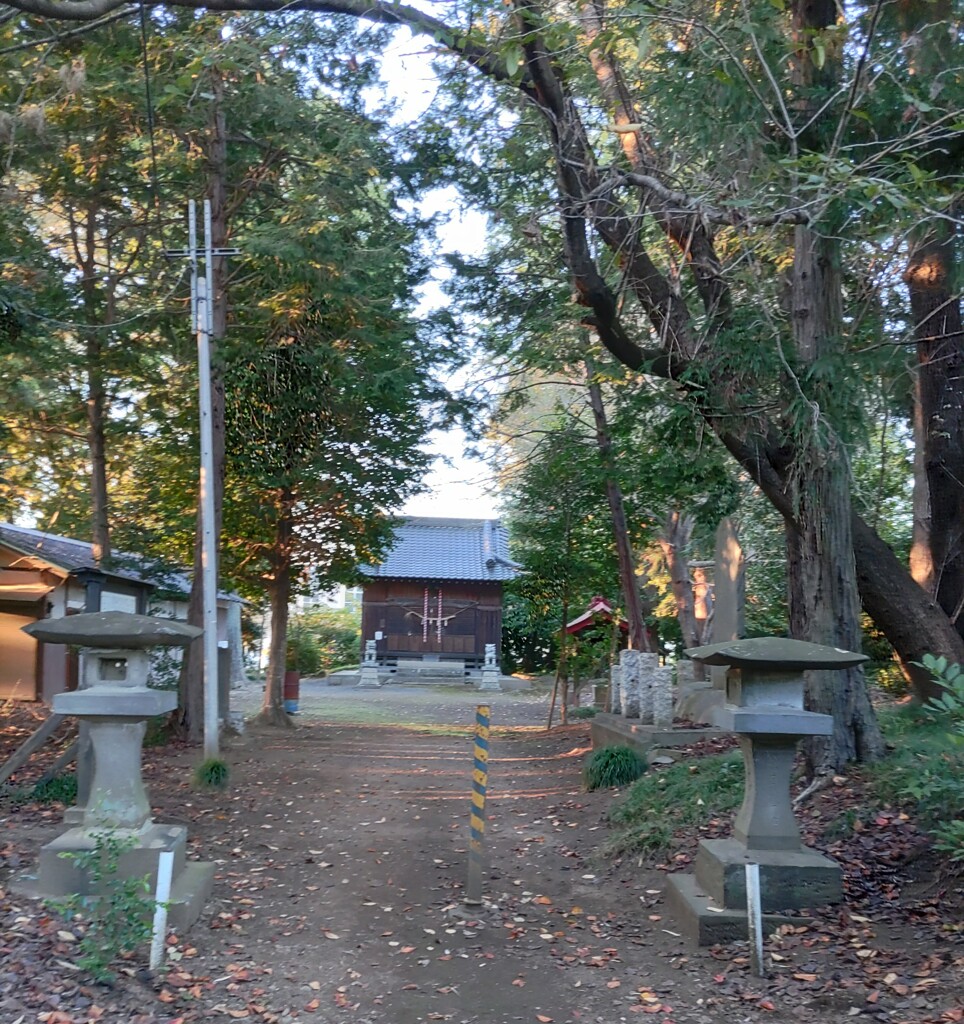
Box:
[660,509,700,648]
[787,218,886,771]
[907,224,964,637]
[852,515,964,702]
[910,367,935,593]
[178,71,230,740]
[80,208,110,566]
[257,500,294,728]
[584,357,654,651]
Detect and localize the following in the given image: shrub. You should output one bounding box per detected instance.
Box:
[52,831,155,983]
[879,656,964,864]
[287,609,360,675]
[569,706,598,720]
[583,745,647,790]
[286,620,323,676]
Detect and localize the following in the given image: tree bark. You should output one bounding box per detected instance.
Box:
[782,0,882,771]
[80,207,110,566]
[257,495,294,728]
[660,510,700,649]
[852,515,964,702]
[906,224,964,639]
[910,367,935,594]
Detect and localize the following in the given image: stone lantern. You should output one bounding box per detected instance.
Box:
[665,636,866,944]
[17,611,214,929]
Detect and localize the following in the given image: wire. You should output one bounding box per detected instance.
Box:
[24,263,191,331]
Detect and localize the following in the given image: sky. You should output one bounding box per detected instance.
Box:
[374,31,503,522]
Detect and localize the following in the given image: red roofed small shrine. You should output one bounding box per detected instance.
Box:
[565,596,629,635]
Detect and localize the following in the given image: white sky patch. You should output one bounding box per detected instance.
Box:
[375,30,502,521]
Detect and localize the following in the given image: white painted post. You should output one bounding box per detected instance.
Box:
[149,850,175,972]
[745,862,765,978]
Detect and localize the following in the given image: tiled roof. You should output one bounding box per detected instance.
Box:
[361,517,519,582]
[0,523,144,582]
[0,523,240,600]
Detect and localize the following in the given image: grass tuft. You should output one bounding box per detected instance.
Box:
[583,745,647,791]
[31,772,78,805]
[194,758,230,790]
[605,750,744,858]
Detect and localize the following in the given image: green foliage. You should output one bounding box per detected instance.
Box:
[583,745,648,791]
[606,752,744,858]
[30,772,78,805]
[290,609,361,674]
[918,654,964,731]
[568,706,598,720]
[285,620,323,676]
[193,758,230,791]
[143,715,173,748]
[933,821,964,864]
[867,704,964,862]
[52,832,155,983]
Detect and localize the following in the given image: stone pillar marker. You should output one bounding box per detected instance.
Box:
[619,649,641,718]
[357,639,381,688]
[478,643,502,692]
[17,611,215,929]
[636,652,657,724]
[609,662,622,714]
[665,636,866,945]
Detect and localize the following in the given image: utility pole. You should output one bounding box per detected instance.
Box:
[167,200,239,759]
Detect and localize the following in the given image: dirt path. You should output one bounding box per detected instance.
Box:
[2,686,962,1024]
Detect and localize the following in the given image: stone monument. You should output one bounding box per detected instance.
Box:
[619,649,641,718]
[357,639,381,688]
[17,611,215,929]
[676,518,745,724]
[479,643,502,692]
[665,636,864,944]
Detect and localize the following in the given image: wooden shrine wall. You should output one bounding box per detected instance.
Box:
[361,580,503,663]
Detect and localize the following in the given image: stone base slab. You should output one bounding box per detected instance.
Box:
[590,713,722,758]
[695,838,842,912]
[14,822,214,931]
[664,872,809,946]
[356,667,382,688]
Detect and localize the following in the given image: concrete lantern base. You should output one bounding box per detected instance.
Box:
[664,872,808,946]
[664,837,840,945]
[16,823,215,931]
[478,669,502,692]
[356,665,381,688]
[696,838,842,910]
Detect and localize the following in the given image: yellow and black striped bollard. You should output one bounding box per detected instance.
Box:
[465,704,490,905]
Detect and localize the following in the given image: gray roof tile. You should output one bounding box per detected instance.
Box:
[0,523,240,600]
[362,517,519,582]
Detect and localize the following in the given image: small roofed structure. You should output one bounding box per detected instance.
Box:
[565,595,629,636]
[360,517,518,669]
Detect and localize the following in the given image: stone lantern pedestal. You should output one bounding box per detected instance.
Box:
[16,612,215,930]
[478,643,502,692]
[357,639,381,688]
[665,637,866,944]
